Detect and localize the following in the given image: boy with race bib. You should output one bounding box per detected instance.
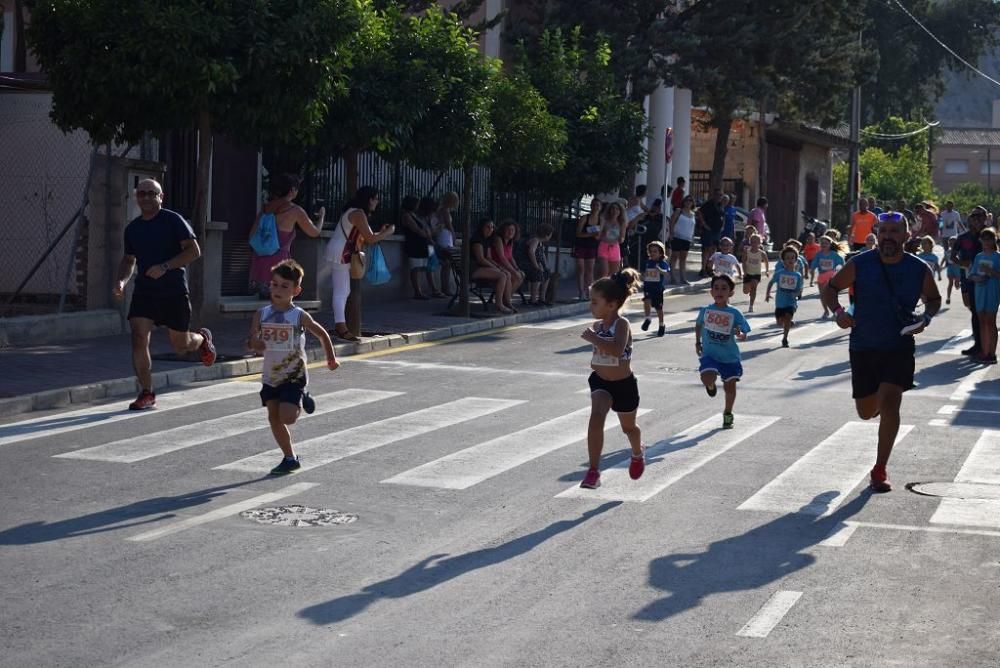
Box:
[247,260,340,475]
[641,241,671,337]
[695,275,751,429]
[579,269,646,489]
[766,247,805,348]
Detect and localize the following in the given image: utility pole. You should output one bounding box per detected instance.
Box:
[848,85,861,216]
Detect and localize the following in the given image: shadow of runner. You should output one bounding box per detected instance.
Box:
[298,501,622,625]
[634,490,871,622]
[0,478,269,544]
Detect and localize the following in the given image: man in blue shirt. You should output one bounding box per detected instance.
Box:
[721,194,736,241]
[823,211,941,493]
[112,178,217,410]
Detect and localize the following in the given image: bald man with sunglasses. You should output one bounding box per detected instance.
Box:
[822,211,941,493]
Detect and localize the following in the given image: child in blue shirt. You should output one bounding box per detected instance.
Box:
[971,228,1000,364]
[766,247,804,348]
[641,241,671,337]
[944,236,962,305]
[917,236,943,281]
[695,274,751,430]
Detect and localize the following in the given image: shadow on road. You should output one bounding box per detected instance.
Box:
[634,490,871,622]
[0,478,269,544]
[298,502,622,625]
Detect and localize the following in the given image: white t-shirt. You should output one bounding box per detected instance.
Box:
[711,252,740,277]
[940,210,964,238]
[673,212,696,241]
[626,204,645,223]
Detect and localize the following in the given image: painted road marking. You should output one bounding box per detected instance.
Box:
[520,311,694,331]
[354,359,579,379]
[846,521,1000,538]
[127,482,318,542]
[951,366,993,402]
[931,429,1000,529]
[54,389,403,463]
[736,590,803,638]
[0,382,260,449]
[739,422,914,517]
[556,414,779,502]
[786,320,842,345]
[215,397,523,474]
[817,522,859,547]
[935,329,973,355]
[383,408,651,490]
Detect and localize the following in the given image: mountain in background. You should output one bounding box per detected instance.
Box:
[935,37,1000,127]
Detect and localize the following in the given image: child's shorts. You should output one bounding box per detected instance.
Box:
[588,372,640,413]
[260,381,305,407]
[743,273,761,284]
[816,270,837,285]
[947,266,961,279]
[699,355,743,382]
[774,306,796,322]
[643,286,665,309]
[597,242,622,263]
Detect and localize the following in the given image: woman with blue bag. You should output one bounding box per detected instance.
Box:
[248,174,324,298]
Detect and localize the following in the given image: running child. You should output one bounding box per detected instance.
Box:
[741,232,769,313]
[766,247,804,348]
[971,227,1000,364]
[802,232,821,285]
[917,236,943,281]
[641,241,671,337]
[809,235,846,318]
[579,269,645,489]
[709,237,743,281]
[695,274,751,429]
[944,236,962,305]
[247,260,340,475]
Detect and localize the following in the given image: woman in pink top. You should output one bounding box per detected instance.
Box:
[249,174,323,297]
[490,219,525,310]
[748,197,768,238]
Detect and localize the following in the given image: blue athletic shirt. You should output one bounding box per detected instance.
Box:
[696,304,750,363]
[850,249,928,352]
[769,267,803,309]
[123,208,196,297]
[810,251,845,273]
[917,251,939,269]
[643,259,670,290]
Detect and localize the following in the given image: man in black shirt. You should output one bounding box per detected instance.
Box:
[950,207,987,356]
[113,178,216,410]
[698,188,726,277]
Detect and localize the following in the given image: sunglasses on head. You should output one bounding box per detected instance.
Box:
[877,212,905,223]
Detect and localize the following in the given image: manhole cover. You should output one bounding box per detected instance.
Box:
[906,482,1000,501]
[240,505,359,527]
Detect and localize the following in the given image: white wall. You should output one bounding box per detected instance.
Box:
[798,144,834,224]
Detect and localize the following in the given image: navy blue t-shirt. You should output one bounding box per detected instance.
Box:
[953,230,982,292]
[850,249,928,352]
[123,208,196,297]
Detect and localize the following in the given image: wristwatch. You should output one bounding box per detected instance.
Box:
[159,262,170,273]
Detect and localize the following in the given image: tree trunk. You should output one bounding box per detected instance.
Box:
[344,149,362,336]
[710,114,732,193]
[190,109,213,324]
[458,163,474,317]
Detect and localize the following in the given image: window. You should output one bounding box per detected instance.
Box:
[944,159,969,175]
[980,160,1000,176]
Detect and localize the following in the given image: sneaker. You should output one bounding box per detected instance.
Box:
[629,446,646,480]
[301,391,316,415]
[981,355,998,365]
[946,298,951,305]
[198,328,217,366]
[270,457,301,475]
[869,465,891,493]
[706,383,717,398]
[657,323,666,337]
[747,305,754,313]
[641,318,651,331]
[961,346,978,356]
[580,468,601,489]
[723,412,734,429]
[128,390,156,411]
[821,312,829,319]
[782,337,789,348]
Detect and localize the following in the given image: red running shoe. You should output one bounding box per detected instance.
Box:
[198,327,217,366]
[870,465,892,493]
[629,445,646,480]
[580,468,601,489]
[128,390,156,411]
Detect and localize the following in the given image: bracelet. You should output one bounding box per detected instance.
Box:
[160,262,170,272]
[834,306,845,317]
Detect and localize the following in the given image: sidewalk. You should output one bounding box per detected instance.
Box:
[1,256,723,418]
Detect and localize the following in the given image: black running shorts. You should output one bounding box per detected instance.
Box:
[588,372,640,413]
[849,345,916,399]
[127,292,192,332]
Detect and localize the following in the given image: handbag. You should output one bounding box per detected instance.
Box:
[249,212,280,256]
[338,216,367,279]
[365,243,391,285]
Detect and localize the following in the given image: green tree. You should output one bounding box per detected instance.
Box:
[863,0,1000,123]
[941,182,998,215]
[857,145,934,204]
[27,0,362,314]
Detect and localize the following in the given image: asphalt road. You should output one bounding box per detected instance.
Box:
[2,281,999,668]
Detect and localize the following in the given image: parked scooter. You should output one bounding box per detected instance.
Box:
[799,211,829,243]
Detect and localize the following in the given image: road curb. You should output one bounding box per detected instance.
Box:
[0,282,705,419]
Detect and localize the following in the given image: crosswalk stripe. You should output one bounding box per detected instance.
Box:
[382,407,652,490]
[785,320,841,344]
[353,359,578,379]
[53,389,403,463]
[738,422,913,517]
[0,382,260,449]
[931,429,1000,528]
[214,397,524,474]
[935,329,973,355]
[950,366,992,402]
[518,315,597,330]
[556,414,779,502]
[736,590,803,638]
[127,482,318,542]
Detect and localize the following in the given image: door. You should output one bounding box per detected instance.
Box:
[805,175,819,219]
[766,141,801,244]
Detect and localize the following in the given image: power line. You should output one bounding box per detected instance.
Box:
[861,121,940,139]
[889,0,1000,89]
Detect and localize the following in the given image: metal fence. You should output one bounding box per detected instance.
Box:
[688,170,746,207]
